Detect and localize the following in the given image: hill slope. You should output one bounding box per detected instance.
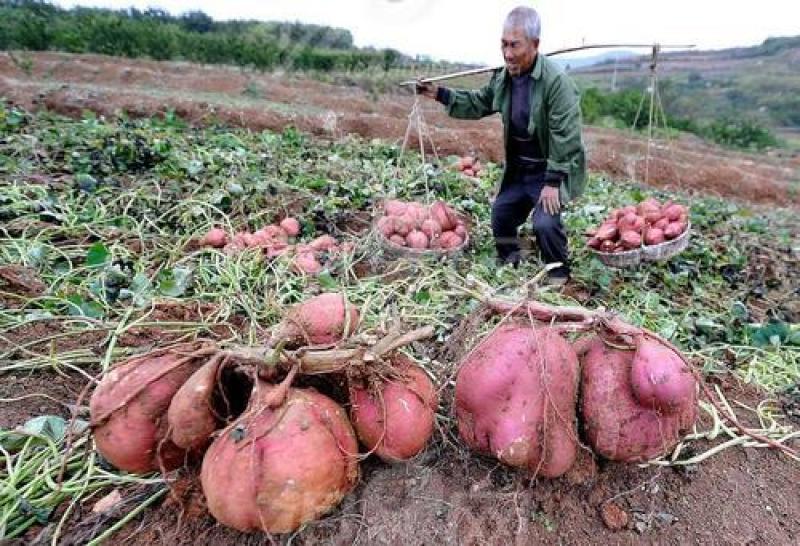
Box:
[571,36,800,131]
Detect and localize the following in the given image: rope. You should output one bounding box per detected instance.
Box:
[398,87,440,206]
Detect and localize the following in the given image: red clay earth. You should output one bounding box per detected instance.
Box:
[1,51,798,206]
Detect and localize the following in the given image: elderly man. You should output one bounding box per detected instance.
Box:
[418,6,585,285]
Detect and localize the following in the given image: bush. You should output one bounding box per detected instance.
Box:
[0,0,401,72]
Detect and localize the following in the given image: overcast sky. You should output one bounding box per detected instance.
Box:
[55,0,799,64]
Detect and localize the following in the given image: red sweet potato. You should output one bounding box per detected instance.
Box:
[389,234,407,246]
[663,204,685,222]
[620,230,642,249]
[596,223,618,241]
[644,227,665,246]
[272,292,360,346]
[279,217,301,237]
[202,228,227,248]
[310,234,338,252]
[292,251,322,275]
[630,338,696,413]
[90,344,208,473]
[430,201,456,231]
[201,383,359,533]
[455,324,579,477]
[383,199,407,217]
[349,354,438,462]
[420,218,442,240]
[579,336,697,462]
[406,229,429,249]
[167,358,253,451]
[439,231,463,249]
[663,222,686,240]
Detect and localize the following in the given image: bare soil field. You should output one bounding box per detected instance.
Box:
[2,51,798,207]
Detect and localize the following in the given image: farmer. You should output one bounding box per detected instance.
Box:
[417,6,585,285]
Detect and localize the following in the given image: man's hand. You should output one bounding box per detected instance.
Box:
[538,185,561,216]
[415,79,439,100]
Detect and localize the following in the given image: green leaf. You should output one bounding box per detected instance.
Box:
[158,267,193,297]
[750,321,791,347]
[413,289,431,304]
[317,271,338,290]
[86,242,110,267]
[730,301,749,321]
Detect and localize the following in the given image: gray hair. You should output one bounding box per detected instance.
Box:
[504,6,541,40]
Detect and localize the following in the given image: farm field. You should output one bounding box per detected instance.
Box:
[1,51,799,206]
[1,52,799,545]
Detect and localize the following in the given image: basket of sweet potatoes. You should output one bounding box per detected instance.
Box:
[585,198,690,268]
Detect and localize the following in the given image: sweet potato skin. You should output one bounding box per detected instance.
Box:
[274,292,360,346]
[349,354,438,462]
[455,324,580,477]
[630,339,696,413]
[200,385,359,533]
[579,336,697,462]
[90,347,206,473]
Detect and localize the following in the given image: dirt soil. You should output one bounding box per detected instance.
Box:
[1,51,798,207]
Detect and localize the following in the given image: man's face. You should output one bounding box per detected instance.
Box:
[501,26,539,76]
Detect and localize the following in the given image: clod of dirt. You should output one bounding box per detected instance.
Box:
[92,489,123,514]
[0,264,46,295]
[600,502,629,531]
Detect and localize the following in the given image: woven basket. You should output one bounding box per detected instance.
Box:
[589,222,691,268]
[590,246,643,268]
[642,222,691,262]
[372,213,471,260]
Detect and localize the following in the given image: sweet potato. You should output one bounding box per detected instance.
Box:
[596,223,618,241]
[389,234,407,246]
[587,236,602,249]
[90,344,209,473]
[455,324,579,477]
[654,217,670,230]
[630,338,696,413]
[644,227,665,246]
[292,251,322,275]
[406,230,429,249]
[349,354,438,462]
[463,168,475,177]
[430,201,456,231]
[618,212,639,231]
[579,336,696,462]
[376,216,394,237]
[202,228,227,248]
[310,234,338,252]
[272,292,360,346]
[393,216,411,237]
[454,223,467,238]
[420,218,442,240]
[600,240,615,253]
[167,358,253,451]
[201,383,359,533]
[279,217,301,237]
[663,204,685,222]
[663,222,686,240]
[439,231,463,249]
[383,199,407,217]
[620,230,642,249]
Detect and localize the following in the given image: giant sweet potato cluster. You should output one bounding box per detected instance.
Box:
[89,289,697,534]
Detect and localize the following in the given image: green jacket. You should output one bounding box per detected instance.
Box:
[441,54,586,202]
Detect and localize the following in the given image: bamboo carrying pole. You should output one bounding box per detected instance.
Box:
[398,43,695,86]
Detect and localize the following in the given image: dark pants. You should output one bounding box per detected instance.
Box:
[491,171,569,276]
